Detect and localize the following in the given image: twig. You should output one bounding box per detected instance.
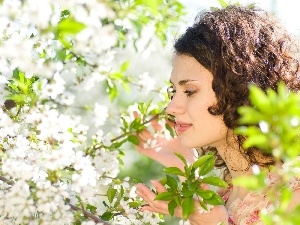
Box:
[0,176,14,185]
[69,203,110,225]
[110,113,162,143]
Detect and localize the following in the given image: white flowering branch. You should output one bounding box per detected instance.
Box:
[0,175,110,224]
[0,0,184,224]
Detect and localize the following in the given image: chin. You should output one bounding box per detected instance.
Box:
[180,137,202,149]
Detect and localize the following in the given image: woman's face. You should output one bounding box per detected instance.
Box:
[166,54,228,149]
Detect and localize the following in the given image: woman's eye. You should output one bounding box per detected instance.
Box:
[167,86,176,100]
[183,90,196,97]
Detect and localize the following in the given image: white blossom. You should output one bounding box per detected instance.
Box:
[93,103,109,127]
[138,72,156,93]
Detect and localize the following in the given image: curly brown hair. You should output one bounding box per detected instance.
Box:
[174,5,300,172]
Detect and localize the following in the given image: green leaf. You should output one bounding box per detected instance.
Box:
[13,67,20,79]
[193,155,213,169]
[130,118,145,131]
[198,155,215,176]
[86,204,97,213]
[187,180,199,191]
[155,191,175,201]
[120,61,130,72]
[7,94,26,105]
[201,177,228,188]
[129,201,140,208]
[168,199,177,216]
[248,84,271,111]
[149,108,161,115]
[127,135,139,145]
[165,123,175,137]
[110,72,123,80]
[130,19,143,38]
[101,211,114,221]
[182,196,194,220]
[232,175,262,190]
[135,0,162,15]
[175,195,182,206]
[7,82,19,92]
[196,189,214,200]
[166,175,178,191]
[159,177,167,186]
[174,153,188,167]
[121,116,129,129]
[113,185,124,208]
[220,0,228,7]
[163,167,185,176]
[106,80,118,102]
[56,49,67,61]
[218,0,231,8]
[110,140,126,149]
[182,185,196,197]
[14,79,28,94]
[181,188,195,198]
[280,187,292,209]
[237,106,264,124]
[243,133,269,149]
[204,192,224,205]
[199,200,208,211]
[121,82,131,93]
[57,36,72,48]
[120,185,124,196]
[107,186,117,204]
[57,18,85,35]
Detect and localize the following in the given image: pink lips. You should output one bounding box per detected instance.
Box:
[175,122,192,134]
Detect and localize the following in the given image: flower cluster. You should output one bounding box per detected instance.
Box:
[0,0,184,224]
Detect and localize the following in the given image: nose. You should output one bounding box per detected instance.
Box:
[166,95,185,116]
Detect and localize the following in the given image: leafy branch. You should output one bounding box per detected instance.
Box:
[233,82,300,224]
[155,153,227,220]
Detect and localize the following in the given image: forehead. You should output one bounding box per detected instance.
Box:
[170,55,213,84]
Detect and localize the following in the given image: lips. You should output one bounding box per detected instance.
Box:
[175,122,192,134]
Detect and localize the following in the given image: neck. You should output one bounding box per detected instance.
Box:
[227,158,253,178]
[217,131,253,178]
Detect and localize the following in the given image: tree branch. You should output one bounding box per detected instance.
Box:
[69,203,110,225]
[0,176,14,185]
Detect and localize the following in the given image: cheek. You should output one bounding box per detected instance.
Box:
[189,97,214,117]
[188,91,220,123]
[191,102,227,134]
[213,116,228,136]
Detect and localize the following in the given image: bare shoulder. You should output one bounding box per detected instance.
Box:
[288,187,300,210]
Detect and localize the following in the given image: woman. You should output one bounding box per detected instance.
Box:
[135,5,300,225]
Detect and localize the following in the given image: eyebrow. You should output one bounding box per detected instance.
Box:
[178,79,197,85]
[169,79,197,86]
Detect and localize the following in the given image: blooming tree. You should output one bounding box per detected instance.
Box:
[0,0,185,224]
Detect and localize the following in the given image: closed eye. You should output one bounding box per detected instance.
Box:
[183,90,196,97]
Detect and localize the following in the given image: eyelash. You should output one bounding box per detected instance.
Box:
[183,90,196,97]
[167,87,196,99]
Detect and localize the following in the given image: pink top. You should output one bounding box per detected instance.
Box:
[223,172,300,225]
